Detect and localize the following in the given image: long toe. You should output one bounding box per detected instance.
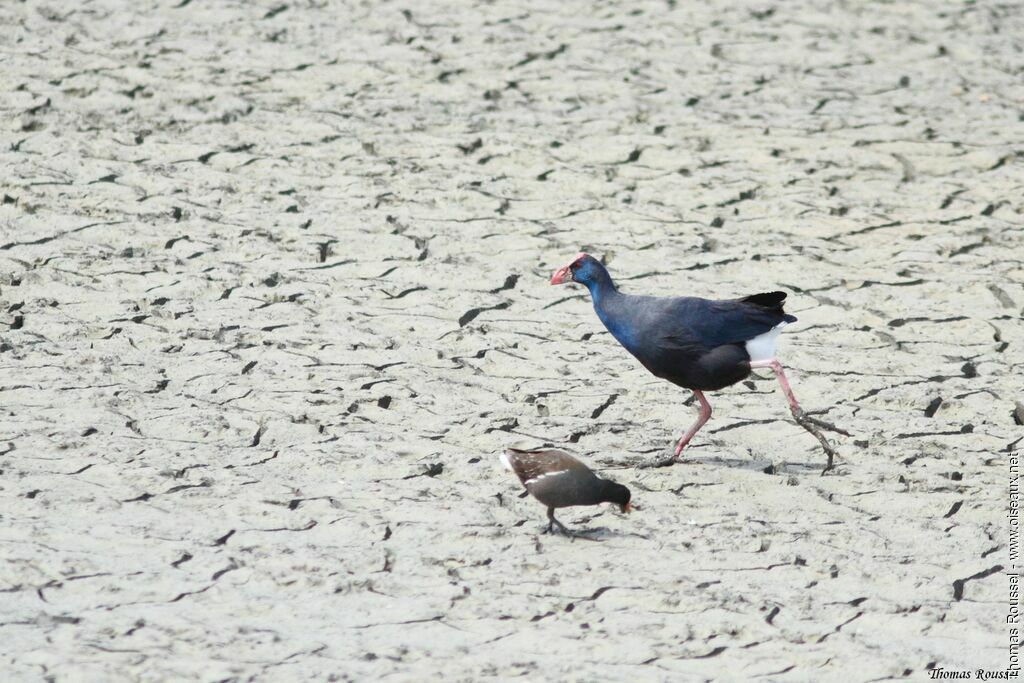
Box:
[799,412,851,436]
[637,455,678,469]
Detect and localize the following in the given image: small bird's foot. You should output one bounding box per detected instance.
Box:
[544,512,572,536]
[541,526,575,538]
[637,455,678,469]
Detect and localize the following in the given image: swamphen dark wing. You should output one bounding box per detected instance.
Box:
[596,292,797,391]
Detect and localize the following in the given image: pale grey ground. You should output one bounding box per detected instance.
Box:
[1,1,1023,681]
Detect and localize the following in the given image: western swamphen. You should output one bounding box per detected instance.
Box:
[501,447,631,534]
[550,253,847,471]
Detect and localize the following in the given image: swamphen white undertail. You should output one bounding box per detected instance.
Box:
[550,253,848,472]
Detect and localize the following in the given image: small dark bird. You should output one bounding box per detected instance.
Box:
[550,253,847,471]
[500,447,631,534]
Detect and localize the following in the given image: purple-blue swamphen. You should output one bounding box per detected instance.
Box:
[550,253,848,471]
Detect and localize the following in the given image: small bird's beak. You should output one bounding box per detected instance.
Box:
[550,264,572,285]
[621,502,632,514]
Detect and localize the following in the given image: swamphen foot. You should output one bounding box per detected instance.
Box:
[749,359,849,474]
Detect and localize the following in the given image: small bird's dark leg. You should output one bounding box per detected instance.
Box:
[750,359,850,473]
[544,507,570,535]
[674,390,712,458]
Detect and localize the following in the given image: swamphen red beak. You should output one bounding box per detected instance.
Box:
[550,252,587,285]
[550,265,572,285]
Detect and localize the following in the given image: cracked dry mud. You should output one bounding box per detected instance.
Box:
[1,1,1022,681]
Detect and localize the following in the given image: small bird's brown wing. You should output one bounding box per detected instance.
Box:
[501,448,605,508]
[502,448,592,487]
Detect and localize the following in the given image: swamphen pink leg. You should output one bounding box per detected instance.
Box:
[673,390,711,458]
[639,390,713,468]
[749,359,849,473]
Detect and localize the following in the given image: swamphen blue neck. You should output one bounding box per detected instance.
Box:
[571,256,635,348]
[572,255,618,307]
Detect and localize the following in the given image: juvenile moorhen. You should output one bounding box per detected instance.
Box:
[500,447,631,534]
